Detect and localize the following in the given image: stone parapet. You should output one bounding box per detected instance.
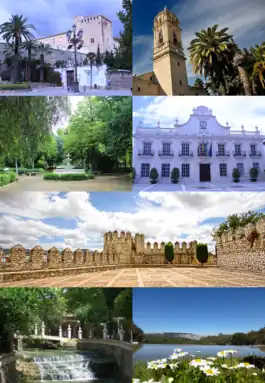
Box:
[214,217,265,274]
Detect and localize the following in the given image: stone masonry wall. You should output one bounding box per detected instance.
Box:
[0,353,16,383]
[0,231,198,272]
[215,218,265,274]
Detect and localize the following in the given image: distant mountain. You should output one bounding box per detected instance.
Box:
[145,332,202,340]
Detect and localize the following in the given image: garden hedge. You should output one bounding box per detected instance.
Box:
[0,171,17,187]
[0,83,31,90]
[43,172,94,181]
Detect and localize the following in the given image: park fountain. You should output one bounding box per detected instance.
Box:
[54,153,85,175]
[33,353,96,382]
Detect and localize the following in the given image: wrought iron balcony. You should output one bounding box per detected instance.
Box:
[249,151,262,157]
[178,150,194,157]
[197,150,211,157]
[233,151,246,157]
[216,151,230,157]
[158,150,174,157]
[138,150,154,156]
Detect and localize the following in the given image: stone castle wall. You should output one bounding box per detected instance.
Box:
[214,218,265,274]
[0,231,197,272]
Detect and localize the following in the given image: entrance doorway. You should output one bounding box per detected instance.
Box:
[66,70,74,88]
[199,164,211,182]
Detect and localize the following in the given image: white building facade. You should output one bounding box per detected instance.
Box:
[133,106,265,184]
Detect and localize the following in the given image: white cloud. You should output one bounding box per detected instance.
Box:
[133,96,265,134]
[1,192,265,252]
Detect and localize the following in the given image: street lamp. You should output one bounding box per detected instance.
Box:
[66,24,83,93]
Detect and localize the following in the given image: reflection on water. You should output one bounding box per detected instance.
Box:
[134,344,265,361]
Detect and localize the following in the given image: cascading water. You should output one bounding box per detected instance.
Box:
[33,353,96,382]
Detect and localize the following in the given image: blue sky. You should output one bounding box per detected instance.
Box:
[133,0,265,85]
[133,97,265,134]
[1,192,265,252]
[133,288,265,335]
[0,0,123,40]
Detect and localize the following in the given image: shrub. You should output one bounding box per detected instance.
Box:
[0,173,11,187]
[9,171,17,182]
[250,167,258,182]
[150,168,158,184]
[232,168,240,182]
[196,243,209,266]
[86,170,95,179]
[171,167,180,184]
[164,242,174,263]
[0,83,31,90]
[43,173,93,181]
[35,160,46,169]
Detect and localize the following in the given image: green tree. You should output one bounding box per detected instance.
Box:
[37,42,53,83]
[196,243,208,266]
[164,242,174,263]
[96,45,102,67]
[0,15,35,83]
[115,0,132,70]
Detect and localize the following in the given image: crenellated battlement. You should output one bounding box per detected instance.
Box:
[214,217,265,274]
[0,232,198,272]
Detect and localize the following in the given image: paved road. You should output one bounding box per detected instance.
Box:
[132,182,265,192]
[0,174,132,192]
[0,88,132,96]
[1,267,265,287]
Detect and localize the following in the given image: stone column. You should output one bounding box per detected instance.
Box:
[67,324,72,339]
[78,326,82,339]
[34,323,38,336]
[41,322,45,337]
[89,329,93,339]
[102,324,108,340]
[59,325,62,338]
[118,325,125,341]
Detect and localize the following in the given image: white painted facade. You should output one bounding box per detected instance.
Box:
[133,106,265,184]
[55,64,108,90]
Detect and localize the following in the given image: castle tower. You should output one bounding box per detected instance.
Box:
[153,7,189,95]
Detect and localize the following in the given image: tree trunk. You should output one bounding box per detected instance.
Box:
[238,66,252,95]
[90,62,93,88]
[11,56,19,84]
[15,158,18,175]
[40,54,44,83]
[32,158,35,169]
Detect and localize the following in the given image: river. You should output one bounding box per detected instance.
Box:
[134,344,265,361]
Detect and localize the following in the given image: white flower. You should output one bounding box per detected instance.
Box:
[190,358,208,367]
[201,367,220,376]
[174,348,182,353]
[217,350,228,357]
[253,373,258,376]
[237,362,255,369]
[168,363,178,370]
[177,351,188,357]
[206,357,217,361]
[221,364,229,369]
[133,379,140,383]
[226,349,238,355]
[169,353,179,360]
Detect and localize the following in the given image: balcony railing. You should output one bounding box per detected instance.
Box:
[233,151,246,157]
[197,151,211,157]
[249,151,262,157]
[138,150,154,156]
[178,150,194,157]
[158,150,174,157]
[216,151,230,157]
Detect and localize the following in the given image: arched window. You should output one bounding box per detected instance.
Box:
[158,30,163,44]
[173,32,178,45]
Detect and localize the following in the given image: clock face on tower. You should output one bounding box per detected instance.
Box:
[200,121,207,129]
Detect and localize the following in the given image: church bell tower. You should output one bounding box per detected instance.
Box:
[153,7,189,95]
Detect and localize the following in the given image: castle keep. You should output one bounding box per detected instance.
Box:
[0,231,197,276]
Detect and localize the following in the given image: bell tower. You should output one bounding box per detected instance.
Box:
[153,7,189,95]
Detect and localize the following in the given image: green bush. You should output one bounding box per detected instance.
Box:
[232,168,240,182]
[250,167,258,182]
[43,173,94,181]
[9,171,17,182]
[164,242,174,263]
[150,168,158,184]
[0,83,31,90]
[196,243,209,266]
[171,167,180,183]
[0,173,11,186]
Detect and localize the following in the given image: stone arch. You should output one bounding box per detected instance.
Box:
[158,29,163,44]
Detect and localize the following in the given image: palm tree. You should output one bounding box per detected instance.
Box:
[193,77,205,89]
[249,44,265,92]
[188,25,234,94]
[0,15,35,83]
[36,43,53,83]
[232,49,253,95]
[22,40,37,82]
[85,52,96,88]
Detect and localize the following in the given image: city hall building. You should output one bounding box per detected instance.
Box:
[133,106,265,184]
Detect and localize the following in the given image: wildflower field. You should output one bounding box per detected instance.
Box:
[133,348,265,382]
